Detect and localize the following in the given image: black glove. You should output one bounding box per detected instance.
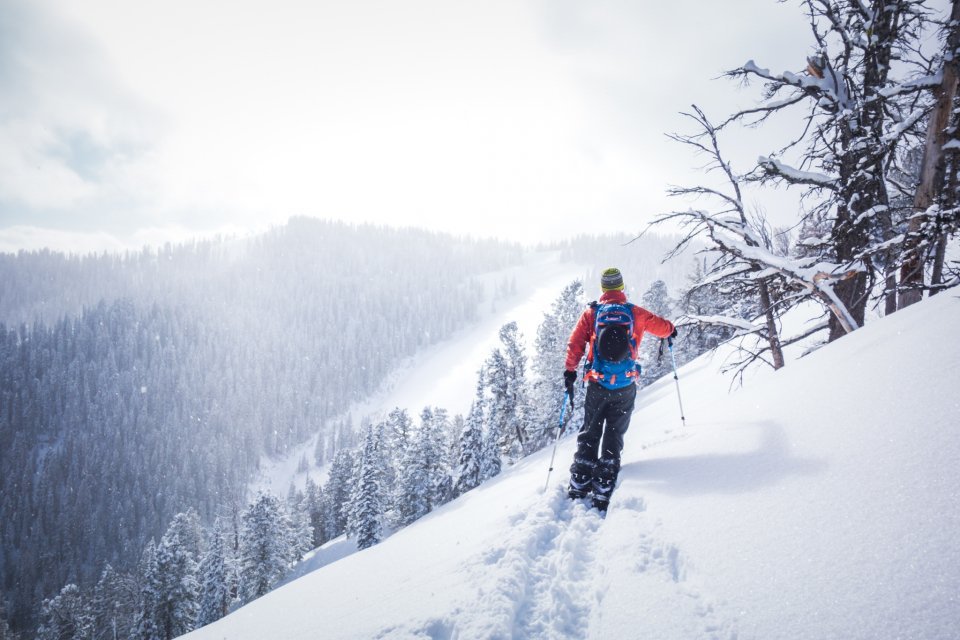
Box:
[667,326,678,348]
[563,370,576,396]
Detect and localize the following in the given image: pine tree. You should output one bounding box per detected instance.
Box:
[36,584,94,640]
[321,449,355,540]
[395,422,431,528]
[483,325,533,465]
[288,492,314,562]
[384,408,413,457]
[91,564,137,640]
[677,257,736,362]
[382,409,413,528]
[347,425,384,550]
[531,281,585,448]
[497,323,532,459]
[196,520,231,628]
[453,397,484,497]
[153,512,202,638]
[425,407,453,508]
[303,476,325,547]
[638,280,675,385]
[238,492,291,603]
[133,540,161,640]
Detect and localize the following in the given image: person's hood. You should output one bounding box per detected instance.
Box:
[598,290,627,304]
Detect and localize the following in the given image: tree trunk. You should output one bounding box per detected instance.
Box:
[899,0,960,308]
[933,94,960,293]
[930,233,949,293]
[827,272,867,341]
[884,267,898,314]
[758,280,784,369]
[879,208,899,314]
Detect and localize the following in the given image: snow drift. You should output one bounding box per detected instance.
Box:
[184,292,960,640]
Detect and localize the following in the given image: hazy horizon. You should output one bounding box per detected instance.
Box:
[1,0,948,254]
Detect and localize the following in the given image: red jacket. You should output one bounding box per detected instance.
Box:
[564,290,675,371]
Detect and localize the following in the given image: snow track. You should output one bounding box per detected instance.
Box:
[514,490,604,639]
[455,487,604,639]
[594,492,739,640]
[447,480,738,640]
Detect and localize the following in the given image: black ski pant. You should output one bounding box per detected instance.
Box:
[575,381,637,463]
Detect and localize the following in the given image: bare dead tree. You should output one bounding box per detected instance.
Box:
[901,0,960,305]
[646,106,872,377]
[725,0,940,338]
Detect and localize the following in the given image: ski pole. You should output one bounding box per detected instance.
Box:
[544,390,574,492]
[667,337,686,427]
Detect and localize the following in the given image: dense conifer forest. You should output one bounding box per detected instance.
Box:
[0,218,522,632]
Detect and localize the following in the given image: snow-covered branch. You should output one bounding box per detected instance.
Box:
[683,314,765,335]
[757,156,837,189]
[878,71,944,98]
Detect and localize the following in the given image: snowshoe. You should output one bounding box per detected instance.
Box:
[567,456,596,500]
[591,458,620,512]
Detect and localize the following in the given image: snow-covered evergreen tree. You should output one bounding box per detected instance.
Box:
[90,564,137,640]
[384,408,413,460]
[479,425,503,483]
[238,492,291,603]
[530,281,586,447]
[197,519,232,628]
[288,491,314,563]
[638,280,675,385]
[347,425,385,550]
[303,477,325,547]
[322,449,355,540]
[36,584,93,640]
[453,396,485,497]
[676,257,737,363]
[133,540,161,640]
[383,409,413,528]
[395,421,432,528]
[425,407,453,508]
[483,322,532,463]
[483,349,511,459]
[497,322,533,458]
[152,511,202,638]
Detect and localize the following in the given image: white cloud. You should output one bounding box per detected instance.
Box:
[1,0,832,248]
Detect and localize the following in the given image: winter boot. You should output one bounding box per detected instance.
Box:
[567,456,596,500]
[592,458,620,511]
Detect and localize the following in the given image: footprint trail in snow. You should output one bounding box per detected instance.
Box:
[455,483,739,640]
[456,486,604,639]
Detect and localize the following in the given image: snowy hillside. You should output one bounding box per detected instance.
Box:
[251,250,586,496]
[185,292,960,640]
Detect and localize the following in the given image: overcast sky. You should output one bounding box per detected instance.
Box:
[0,0,851,252]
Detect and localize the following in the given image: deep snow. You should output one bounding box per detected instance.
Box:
[187,292,960,640]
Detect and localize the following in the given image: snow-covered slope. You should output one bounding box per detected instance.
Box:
[185,293,960,640]
[252,250,586,496]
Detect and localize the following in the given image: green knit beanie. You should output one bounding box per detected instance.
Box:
[601,268,624,292]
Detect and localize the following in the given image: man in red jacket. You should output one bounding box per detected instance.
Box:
[563,267,675,510]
